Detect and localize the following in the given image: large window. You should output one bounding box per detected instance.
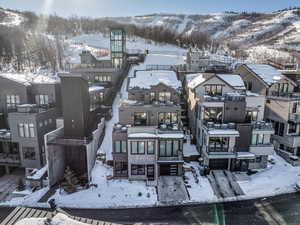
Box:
[246,111,258,122]
[36,95,49,105]
[131,141,145,154]
[95,75,111,82]
[114,162,128,176]
[204,85,223,96]
[134,112,147,126]
[288,122,297,134]
[158,92,171,102]
[114,141,127,153]
[147,141,155,154]
[251,134,265,145]
[90,92,104,111]
[292,102,298,114]
[204,107,223,123]
[150,92,156,102]
[131,164,145,175]
[18,123,35,138]
[158,112,178,124]
[159,140,180,157]
[208,137,229,152]
[6,95,20,109]
[278,122,285,136]
[23,147,36,160]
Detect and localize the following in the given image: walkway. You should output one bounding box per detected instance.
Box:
[208,170,245,199]
[157,176,189,203]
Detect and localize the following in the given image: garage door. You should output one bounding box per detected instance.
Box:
[209,159,228,170]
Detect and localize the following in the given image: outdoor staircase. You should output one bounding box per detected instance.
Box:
[170,165,178,176]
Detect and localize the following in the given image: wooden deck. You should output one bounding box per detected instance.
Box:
[0,207,121,225]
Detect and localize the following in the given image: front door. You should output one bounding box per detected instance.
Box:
[147,165,155,180]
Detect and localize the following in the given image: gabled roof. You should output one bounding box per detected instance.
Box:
[187,73,245,90]
[217,74,246,90]
[187,73,207,89]
[129,70,181,90]
[244,64,296,87]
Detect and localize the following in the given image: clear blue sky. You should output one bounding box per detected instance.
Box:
[1,0,300,17]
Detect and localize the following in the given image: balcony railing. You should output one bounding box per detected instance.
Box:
[252,121,273,131]
[269,91,300,100]
[0,153,20,164]
[289,113,300,123]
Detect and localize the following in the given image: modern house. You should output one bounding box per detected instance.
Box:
[112,70,184,181]
[186,73,274,171]
[236,64,300,165]
[0,73,61,176]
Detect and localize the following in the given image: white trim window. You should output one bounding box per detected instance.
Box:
[6,95,20,109]
[18,123,35,138]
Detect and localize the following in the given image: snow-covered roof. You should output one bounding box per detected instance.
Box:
[207,129,239,136]
[187,73,206,89]
[128,132,184,139]
[128,133,157,138]
[236,152,255,159]
[245,64,284,86]
[0,73,58,86]
[89,85,105,92]
[129,70,181,90]
[185,73,202,84]
[217,74,246,90]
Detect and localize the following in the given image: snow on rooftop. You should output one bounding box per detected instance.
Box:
[245,64,284,85]
[187,73,206,89]
[208,129,239,136]
[128,132,184,139]
[89,86,105,92]
[129,70,181,90]
[128,133,157,138]
[185,73,202,84]
[217,74,246,90]
[0,73,57,86]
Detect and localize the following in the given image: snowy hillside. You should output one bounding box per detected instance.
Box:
[0,9,24,27]
[109,10,300,55]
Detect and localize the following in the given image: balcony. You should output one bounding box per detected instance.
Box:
[273,135,300,148]
[252,121,274,133]
[249,144,274,155]
[202,95,225,102]
[269,91,300,100]
[0,153,20,164]
[0,129,11,141]
[289,113,300,123]
[157,154,183,163]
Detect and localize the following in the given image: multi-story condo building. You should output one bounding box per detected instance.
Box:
[186,73,274,171]
[46,74,105,186]
[0,73,60,176]
[236,64,300,165]
[112,70,184,181]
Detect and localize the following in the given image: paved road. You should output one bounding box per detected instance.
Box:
[1,193,300,224]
